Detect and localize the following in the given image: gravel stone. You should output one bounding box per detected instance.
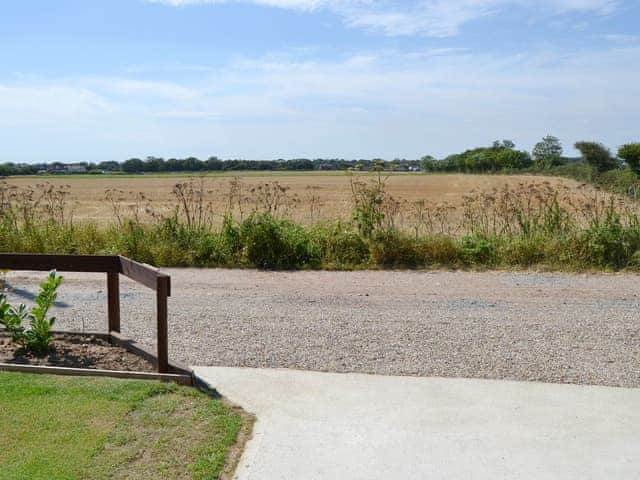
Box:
[3,269,639,387]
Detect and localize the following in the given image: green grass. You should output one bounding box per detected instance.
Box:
[0,372,245,480]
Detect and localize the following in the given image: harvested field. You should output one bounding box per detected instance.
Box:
[4,172,593,226]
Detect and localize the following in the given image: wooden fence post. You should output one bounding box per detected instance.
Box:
[156,276,169,374]
[107,272,120,333]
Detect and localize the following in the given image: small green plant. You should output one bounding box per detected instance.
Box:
[0,270,64,355]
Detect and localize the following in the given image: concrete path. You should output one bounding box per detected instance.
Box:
[194,367,640,480]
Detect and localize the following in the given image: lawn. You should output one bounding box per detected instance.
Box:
[0,372,248,480]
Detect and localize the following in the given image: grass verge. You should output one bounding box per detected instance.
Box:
[0,372,251,480]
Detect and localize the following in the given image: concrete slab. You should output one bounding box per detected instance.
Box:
[193,367,640,480]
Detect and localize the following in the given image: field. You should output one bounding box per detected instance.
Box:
[2,170,638,270]
[4,172,593,226]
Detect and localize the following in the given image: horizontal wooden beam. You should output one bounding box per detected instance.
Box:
[0,253,120,273]
[118,256,171,295]
[0,363,192,385]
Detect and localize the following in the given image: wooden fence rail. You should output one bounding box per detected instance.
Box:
[0,254,171,373]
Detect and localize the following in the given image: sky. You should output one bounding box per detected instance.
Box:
[1,0,639,163]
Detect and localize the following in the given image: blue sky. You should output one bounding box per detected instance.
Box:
[1,0,639,162]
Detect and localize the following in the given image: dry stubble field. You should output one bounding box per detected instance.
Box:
[5,172,591,226]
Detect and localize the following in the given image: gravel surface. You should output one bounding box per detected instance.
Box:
[3,269,639,388]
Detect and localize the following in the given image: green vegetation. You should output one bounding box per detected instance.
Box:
[574,141,619,173]
[421,140,533,173]
[1,136,637,183]
[2,174,640,271]
[618,143,640,174]
[532,135,564,169]
[0,157,421,176]
[0,372,245,480]
[0,271,63,355]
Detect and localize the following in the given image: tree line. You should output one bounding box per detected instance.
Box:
[0,157,421,176]
[421,137,640,174]
[1,137,639,176]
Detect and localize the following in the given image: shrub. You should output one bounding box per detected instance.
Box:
[497,235,547,267]
[460,235,496,266]
[416,235,462,266]
[578,212,640,269]
[312,223,370,267]
[0,271,63,355]
[239,213,319,269]
[369,230,420,267]
[597,168,638,196]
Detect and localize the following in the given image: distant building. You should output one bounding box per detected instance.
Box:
[318,163,337,171]
[64,164,88,174]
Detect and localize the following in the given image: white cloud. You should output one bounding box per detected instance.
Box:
[2,41,638,161]
[143,0,620,36]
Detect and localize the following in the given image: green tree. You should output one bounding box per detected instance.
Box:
[618,143,640,173]
[420,155,436,171]
[574,141,618,172]
[532,135,563,169]
[205,156,224,171]
[144,156,165,172]
[121,158,144,173]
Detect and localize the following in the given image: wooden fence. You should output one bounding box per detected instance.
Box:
[0,254,171,373]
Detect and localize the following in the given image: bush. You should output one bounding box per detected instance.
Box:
[460,235,496,266]
[597,168,638,195]
[312,223,370,267]
[239,213,320,269]
[0,271,63,355]
[369,230,420,267]
[416,236,462,266]
[497,235,547,267]
[578,213,640,269]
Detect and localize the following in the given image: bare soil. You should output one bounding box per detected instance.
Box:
[0,333,154,372]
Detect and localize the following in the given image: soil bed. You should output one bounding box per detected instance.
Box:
[0,333,154,372]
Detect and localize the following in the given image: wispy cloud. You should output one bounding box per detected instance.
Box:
[143,0,620,36]
[3,41,638,160]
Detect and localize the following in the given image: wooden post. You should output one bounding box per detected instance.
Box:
[156,276,169,374]
[107,272,120,333]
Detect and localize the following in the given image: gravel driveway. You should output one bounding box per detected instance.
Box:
[3,269,640,388]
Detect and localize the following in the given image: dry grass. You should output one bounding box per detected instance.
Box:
[4,172,596,227]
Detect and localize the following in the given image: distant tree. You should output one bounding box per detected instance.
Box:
[205,156,223,171]
[182,157,203,171]
[121,158,144,173]
[496,149,533,170]
[574,141,618,172]
[144,156,165,172]
[98,161,120,171]
[0,164,17,177]
[420,155,436,171]
[532,135,564,169]
[165,158,181,172]
[618,143,640,174]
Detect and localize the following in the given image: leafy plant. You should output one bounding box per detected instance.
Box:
[0,270,64,355]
